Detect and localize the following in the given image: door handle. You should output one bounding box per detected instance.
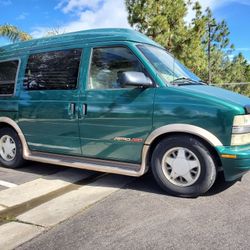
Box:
[82,103,87,115]
[78,103,87,119]
[68,103,76,117]
[70,103,75,114]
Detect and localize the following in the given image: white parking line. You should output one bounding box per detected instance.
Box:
[0,180,18,188]
[0,169,92,207]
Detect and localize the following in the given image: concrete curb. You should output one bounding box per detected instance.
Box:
[0,222,44,250]
[0,174,132,249]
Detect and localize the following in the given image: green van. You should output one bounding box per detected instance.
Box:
[0,28,250,197]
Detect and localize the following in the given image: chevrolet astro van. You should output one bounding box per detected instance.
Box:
[0,28,250,197]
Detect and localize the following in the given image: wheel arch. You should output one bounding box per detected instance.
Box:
[144,124,223,170]
[0,117,29,157]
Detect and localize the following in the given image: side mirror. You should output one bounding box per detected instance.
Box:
[118,71,153,87]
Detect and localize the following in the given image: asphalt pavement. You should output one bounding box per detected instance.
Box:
[17,171,250,250]
[0,162,64,191]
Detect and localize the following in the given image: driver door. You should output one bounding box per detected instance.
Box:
[78,45,155,163]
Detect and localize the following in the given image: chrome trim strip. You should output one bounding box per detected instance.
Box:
[145,124,223,147]
[232,126,250,134]
[25,146,149,176]
[27,151,143,176]
[0,117,149,177]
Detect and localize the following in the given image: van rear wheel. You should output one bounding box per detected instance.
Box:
[0,127,25,168]
[151,135,217,197]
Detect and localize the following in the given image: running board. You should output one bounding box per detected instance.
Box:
[24,149,149,177]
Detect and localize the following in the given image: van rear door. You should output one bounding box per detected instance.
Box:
[18,48,83,156]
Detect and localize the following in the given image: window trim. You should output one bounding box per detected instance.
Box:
[0,58,21,97]
[87,45,155,91]
[24,48,83,91]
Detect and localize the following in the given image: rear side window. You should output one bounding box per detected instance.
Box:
[0,60,19,95]
[24,49,82,90]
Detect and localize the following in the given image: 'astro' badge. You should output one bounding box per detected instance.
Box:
[114,137,143,143]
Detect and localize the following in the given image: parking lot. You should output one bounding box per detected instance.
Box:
[0,163,250,250]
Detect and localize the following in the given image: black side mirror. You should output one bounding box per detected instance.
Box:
[118,71,153,87]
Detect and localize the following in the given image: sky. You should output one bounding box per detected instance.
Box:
[0,0,250,60]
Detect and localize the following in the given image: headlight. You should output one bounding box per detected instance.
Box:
[231,133,250,146]
[231,115,250,145]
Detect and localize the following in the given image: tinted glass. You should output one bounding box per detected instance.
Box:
[138,45,200,84]
[89,47,144,89]
[24,49,82,90]
[0,60,19,95]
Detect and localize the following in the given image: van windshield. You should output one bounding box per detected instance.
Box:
[138,44,203,86]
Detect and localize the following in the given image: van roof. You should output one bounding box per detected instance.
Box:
[0,28,160,58]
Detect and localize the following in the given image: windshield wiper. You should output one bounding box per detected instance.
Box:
[170,77,207,86]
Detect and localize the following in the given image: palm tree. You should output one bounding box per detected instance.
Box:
[0,24,32,42]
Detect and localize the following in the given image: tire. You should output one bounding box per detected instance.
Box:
[0,127,25,168]
[151,135,217,197]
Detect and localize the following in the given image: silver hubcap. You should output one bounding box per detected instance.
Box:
[0,135,16,162]
[162,147,201,187]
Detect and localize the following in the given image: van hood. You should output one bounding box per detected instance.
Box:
[180,84,250,108]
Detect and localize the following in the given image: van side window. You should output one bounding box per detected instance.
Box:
[24,49,82,90]
[89,47,144,89]
[0,60,19,95]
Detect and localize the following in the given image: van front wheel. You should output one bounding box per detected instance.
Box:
[0,127,25,168]
[151,135,217,197]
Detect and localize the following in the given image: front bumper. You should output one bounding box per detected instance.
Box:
[216,145,250,181]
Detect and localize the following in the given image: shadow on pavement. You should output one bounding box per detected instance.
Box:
[1,161,67,176]
[121,171,239,198]
[2,162,239,198]
[203,172,238,196]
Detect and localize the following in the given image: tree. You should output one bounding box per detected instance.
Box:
[178,1,207,77]
[125,0,209,79]
[228,53,249,82]
[0,24,32,42]
[125,0,250,85]
[125,0,187,50]
[200,7,235,83]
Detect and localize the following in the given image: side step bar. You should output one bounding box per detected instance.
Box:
[24,146,149,177]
